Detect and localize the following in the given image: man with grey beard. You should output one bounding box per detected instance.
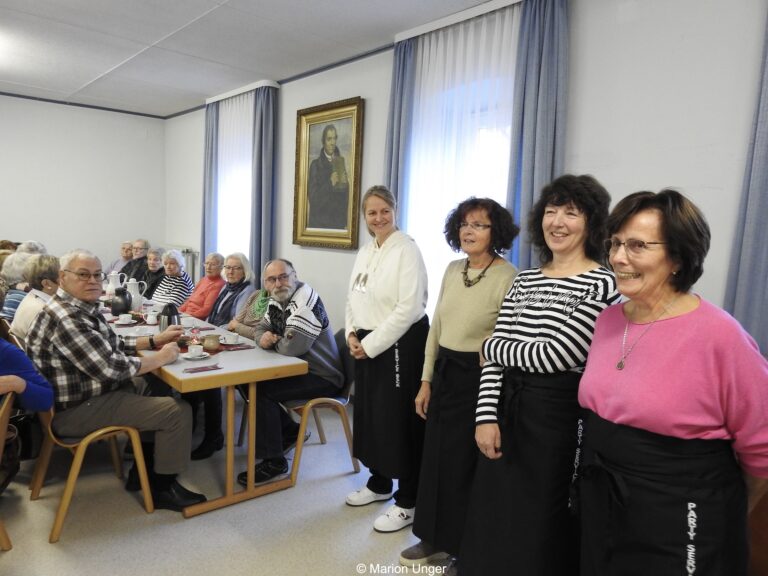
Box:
[237,258,343,486]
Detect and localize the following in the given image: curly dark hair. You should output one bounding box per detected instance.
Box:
[606,189,710,293]
[444,197,519,255]
[528,174,611,265]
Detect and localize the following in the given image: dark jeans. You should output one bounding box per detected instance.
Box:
[367,469,418,509]
[254,373,339,460]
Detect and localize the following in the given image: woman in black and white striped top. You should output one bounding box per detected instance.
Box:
[460,175,619,576]
[152,250,194,308]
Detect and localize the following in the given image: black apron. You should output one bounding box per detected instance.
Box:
[579,409,747,576]
[352,315,428,480]
[460,368,582,576]
[413,347,480,556]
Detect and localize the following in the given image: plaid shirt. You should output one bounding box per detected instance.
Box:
[26,288,141,410]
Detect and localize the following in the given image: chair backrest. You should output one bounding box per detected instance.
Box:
[334,328,355,399]
[6,332,24,351]
[0,319,10,341]
[0,393,15,465]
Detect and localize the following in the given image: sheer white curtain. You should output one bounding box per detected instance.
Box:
[216,92,254,257]
[404,6,521,315]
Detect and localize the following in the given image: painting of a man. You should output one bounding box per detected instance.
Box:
[307,124,349,230]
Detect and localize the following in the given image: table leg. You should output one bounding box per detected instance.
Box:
[182,381,293,518]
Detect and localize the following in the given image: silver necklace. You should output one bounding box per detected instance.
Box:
[616,298,678,370]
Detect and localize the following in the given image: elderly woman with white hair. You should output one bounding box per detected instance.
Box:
[10,254,59,341]
[206,252,256,328]
[0,251,34,320]
[188,252,256,460]
[151,250,194,308]
[16,240,47,254]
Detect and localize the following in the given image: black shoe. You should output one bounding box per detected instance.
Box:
[190,434,224,461]
[282,430,311,454]
[237,458,288,487]
[152,480,207,512]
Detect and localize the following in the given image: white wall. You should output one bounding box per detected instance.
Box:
[277,51,394,330]
[566,0,768,304]
[0,96,165,267]
[164,108,205,269]
[6,0,766,313]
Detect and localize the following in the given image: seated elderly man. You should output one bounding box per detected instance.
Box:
[25,249,206,511]
[120,239,150,284]
[179,253,225,320]
[10,254,59,341]
[237,259,343,486]
[106,241,133,275]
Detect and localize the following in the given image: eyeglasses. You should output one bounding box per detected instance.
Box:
[205,261,222,268]
[264,272,293,285]
[132,246,147,252]
[459,222,492,231]
[223,265,243,271]
[605,238,667,256]
[63,270,107,282]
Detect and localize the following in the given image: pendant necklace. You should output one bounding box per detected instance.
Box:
[462,256,496,288]
[616,297,678,370]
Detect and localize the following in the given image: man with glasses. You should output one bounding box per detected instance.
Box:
[26,249,206,511]
[119,238,151,284]
[236,259,344,486]
[179,253,225,320]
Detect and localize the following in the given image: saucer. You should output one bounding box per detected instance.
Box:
[116,320,137,326]
[181,352,210,361]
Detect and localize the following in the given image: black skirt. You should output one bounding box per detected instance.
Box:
[460,368,582,576]
[413,347,481,556]
[579,409,747,576]
[352,316,429,480]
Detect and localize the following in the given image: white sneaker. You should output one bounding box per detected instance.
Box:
[374,504,415,533]
[345,486,393,507]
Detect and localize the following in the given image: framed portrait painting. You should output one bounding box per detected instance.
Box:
[293,97,364,249]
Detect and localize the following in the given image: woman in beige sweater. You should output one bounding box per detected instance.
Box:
[399,198,518,571]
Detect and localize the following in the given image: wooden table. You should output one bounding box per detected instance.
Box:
[112,317,307,517]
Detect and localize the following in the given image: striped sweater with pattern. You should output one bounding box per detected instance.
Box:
[475,266,619,424]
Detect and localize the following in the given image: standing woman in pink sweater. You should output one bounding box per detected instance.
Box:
[578,190,768,576]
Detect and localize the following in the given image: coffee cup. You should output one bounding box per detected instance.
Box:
[187,344,204,358]
[223,332,239,345]
[181,316,196,328]
[118,314,133,324]
[145,312,158,325]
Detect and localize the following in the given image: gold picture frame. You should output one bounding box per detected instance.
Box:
[293,97,364,249]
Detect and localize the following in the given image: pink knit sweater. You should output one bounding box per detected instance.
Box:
[579,298,768,477]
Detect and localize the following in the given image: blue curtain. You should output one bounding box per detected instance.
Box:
[724,14,768,351]
[201,102,219,265]
[384,38,417,221]
[250,86,278,285]
[506,0,568,269]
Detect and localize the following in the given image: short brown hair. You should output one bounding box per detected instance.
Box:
[607,189,710,292]
[444,198,519,255]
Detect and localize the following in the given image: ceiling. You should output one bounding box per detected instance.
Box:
[0,0,491,118]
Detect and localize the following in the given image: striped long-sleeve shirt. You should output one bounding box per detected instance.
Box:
[152,272,194,308]
[475,267,619,424]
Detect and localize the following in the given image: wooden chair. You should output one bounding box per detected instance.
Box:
[0,392,16,551]
[29,410,154,543]
[236,329,360,481]
[0,318,11,341]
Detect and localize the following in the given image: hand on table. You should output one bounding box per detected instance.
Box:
[156,325,184,346]
[259,331,281,349]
